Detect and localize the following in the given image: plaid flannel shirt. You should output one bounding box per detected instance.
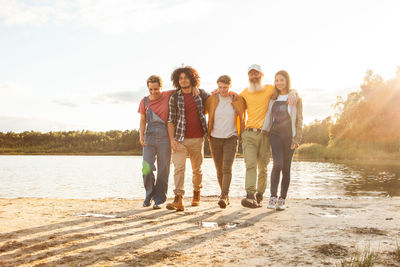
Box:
[168,88,209,142]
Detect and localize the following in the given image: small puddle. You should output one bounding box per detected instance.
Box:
[75,212,117,218]
[200,221,238,229]
[201,221,218,228]
[318,212,350,218]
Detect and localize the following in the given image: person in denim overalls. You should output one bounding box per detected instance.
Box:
[138,75,174,209]
[262,70,303,210]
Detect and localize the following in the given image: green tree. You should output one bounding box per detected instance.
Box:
[302,117,331,146]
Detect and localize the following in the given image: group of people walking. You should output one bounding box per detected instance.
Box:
[137,64,303,211]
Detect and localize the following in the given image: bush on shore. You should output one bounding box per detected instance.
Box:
[296,142,400,161]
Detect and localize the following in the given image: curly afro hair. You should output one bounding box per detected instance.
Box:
[171,66,200,90]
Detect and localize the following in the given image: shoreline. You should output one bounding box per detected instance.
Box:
[1,197,400,266]
[295,157,400,167]
[0,152,142,156]
[2,153,400,166]
[2,195,400,201]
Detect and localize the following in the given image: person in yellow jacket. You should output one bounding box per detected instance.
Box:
[240,64,298,208]
[204,75,246,208]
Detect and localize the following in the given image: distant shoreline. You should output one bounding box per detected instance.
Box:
[294,157,400,167]
[1,153,400,166]
[0,151,142,156]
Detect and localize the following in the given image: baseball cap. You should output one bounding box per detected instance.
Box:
[248,64,262,73]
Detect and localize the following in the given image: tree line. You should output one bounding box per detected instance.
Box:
[299,67,400,159]
[0,130,142,154]
[0,129,213,156]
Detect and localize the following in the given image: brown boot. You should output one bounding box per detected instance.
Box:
[192,190,200,206]
[166,195,184,211]
[218,194,228,209]
[241,193,259,209]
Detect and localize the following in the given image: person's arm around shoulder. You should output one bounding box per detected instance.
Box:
[288,89,299,106]
[192,87,200,97]
[199,88,210,102]
[291,98,303,149]
[229,91,239,98]
[262,100,275,133]
[164,89,175,94]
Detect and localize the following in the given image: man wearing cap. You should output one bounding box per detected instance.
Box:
[240,64,297,208]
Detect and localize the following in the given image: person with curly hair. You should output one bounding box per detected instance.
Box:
[166,66,210,211]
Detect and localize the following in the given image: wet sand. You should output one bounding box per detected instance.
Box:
[1,197,400,266]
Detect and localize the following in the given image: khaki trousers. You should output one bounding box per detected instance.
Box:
[172,137,204,196]
[241,130,271,195]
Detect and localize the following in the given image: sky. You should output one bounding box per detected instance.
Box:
[0,0,399,132]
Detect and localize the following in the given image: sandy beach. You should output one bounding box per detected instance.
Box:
[1,197,400,266]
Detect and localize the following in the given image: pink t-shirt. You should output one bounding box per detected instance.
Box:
[138,90,174,123]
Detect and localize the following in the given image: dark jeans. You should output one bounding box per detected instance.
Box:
[209,135,238,196]
[269,132,295,199]
[142,126,171,205]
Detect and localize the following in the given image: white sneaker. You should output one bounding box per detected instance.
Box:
[153,204,162,209]
[276,197,286,210]
[267,197,277,209]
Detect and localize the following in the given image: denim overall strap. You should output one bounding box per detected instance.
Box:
[144,97,167,132]
[145,96,165,124]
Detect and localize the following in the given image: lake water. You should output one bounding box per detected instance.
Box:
[0,155,399,199]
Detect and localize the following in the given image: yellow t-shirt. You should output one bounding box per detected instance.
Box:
[240,85,275,129]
